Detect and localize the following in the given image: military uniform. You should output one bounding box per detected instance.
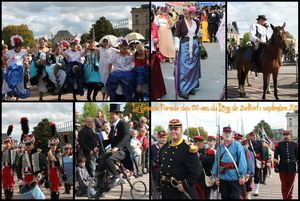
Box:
[48,137,63,199]
[274,130,298,199]
[159,119,201,199]
[248,131,265,196]
[2,137,18,199]
[16,135,48,198]
[212,127,247,199]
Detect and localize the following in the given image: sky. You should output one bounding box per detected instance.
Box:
[151,102,298,136]
[2,2,147,38]
[227,2,298,40]
[2,103,73,140]
[75,102,126,115]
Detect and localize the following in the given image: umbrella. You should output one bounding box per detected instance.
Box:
[99,35,118,46]
[125,32,145,41]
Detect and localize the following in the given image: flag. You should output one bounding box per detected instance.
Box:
[216,16,225,52]
[98,131,108,141]
[260,127,271,145]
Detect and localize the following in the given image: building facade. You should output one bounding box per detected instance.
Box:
[286,110,298,138]
[131,4,150,40]
[53,30,74,44]
[227,21,240,46]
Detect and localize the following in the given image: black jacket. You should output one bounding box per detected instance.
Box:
[275,141,298,173]
[78,126,100,156]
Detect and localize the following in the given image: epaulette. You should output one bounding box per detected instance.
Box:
[185,141,198,153]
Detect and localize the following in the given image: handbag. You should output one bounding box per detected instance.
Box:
[199,42,208,60]
[203,168,214,187]
[256,159,262,169]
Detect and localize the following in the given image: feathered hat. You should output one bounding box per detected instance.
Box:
[20,117,29,143]
[4,125,14,144]
[10,34,24,47]
[115,37,129,47]
[72,34,81,45]
[49,122,59,146]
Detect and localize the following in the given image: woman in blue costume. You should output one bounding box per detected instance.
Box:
[2,35,30,100]
[106,38,134,101]
[84,40,103,101]
[174,6,201,99]
[30,37,54,101]
[62,41,86,101]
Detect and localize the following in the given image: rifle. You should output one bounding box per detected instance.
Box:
[186,111,190,142]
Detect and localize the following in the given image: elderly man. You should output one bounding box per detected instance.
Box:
[159,119,201,199]
[212,126,247,199]
[78,117,100,177]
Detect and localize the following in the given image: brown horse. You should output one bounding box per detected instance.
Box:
[235,23,289,100]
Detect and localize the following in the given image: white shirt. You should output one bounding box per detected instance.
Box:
[64,49,85,62]
[110,52,134,72]
[6,49,28,66]
[250,23,268,43]
[130,137,142,156]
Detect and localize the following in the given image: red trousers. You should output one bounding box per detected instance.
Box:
[194,183,206,199]
[49,167,60,192]
[2,166,14,188]
[279,172,296,199]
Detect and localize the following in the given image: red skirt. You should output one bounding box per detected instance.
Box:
[151,52,166,100]
[49,167,60,192]
[2,166,14,188]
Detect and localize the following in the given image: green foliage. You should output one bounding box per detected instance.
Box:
[254,120,273,139]
[80,32,91,44]
[2,24,35,48]
[154,125,166,133]
[82,103,100,120]
[90,17,114,42]
[240,32,250,46]
[123,102,149,121]
[183,127,208,140]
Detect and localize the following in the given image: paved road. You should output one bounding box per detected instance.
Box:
[159,42,225,100]
[76,173,149,200]
[227,63,298,100]
[1,175,73,199]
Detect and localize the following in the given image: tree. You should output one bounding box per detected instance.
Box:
[183,127,208,140]
[90,17,115,42]
[241,32,250,46]
[154,125,166,133]
[254,120,273,139]
[123,102,149,122]
[32,118,59,156]
[2,24,35,48]
[82,103,99,121]
[81,32,91,44]
[114,28,132,38]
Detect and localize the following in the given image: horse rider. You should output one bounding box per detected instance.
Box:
[250,15,269,72]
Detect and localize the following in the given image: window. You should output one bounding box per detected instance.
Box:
[135,14,139,19]
[289,118,293,127]
[136,19,139,25]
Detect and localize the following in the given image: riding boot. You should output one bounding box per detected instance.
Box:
[55,192,60,199]
[50,192,55,199]
[65,183,71,194]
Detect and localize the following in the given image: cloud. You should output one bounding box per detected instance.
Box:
[2,2,148,38]
[227,2,298,40]
[2,103,73,140]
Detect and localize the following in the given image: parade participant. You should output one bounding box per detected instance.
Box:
[78,117,100,177]
[151,11,166,100]
[2,35,30,99]
[46,44,67,100]
[248,131,265,196]
[250,15,269,72]
[2,125,18,199]
[241,139,255,199]
[174,6,201,99]
[84,40,103,101]
[98,37,116,100]
[150,130,167,192]
[207,136,218,199]
[106,38,134,101]
[212,126,247,199]
[30,37,53,100]
[17,134,48,199]
[234,132,243,143]
[261,142,270,185]
[157,7,175,62]
[208,6,220,43]
[47,124,63,199]
[132,43,149,101]
[62,140,73,195]
[62,39,86,100]
[105,103,134,185]
[159,119,201,199]
[274,130,298,199]
[201,10,210,42]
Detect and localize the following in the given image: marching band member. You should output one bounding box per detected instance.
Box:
[2,125,18,199]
